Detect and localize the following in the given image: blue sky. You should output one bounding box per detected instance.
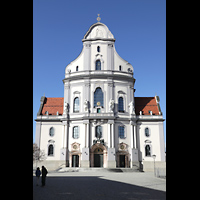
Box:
[33,0,166,146]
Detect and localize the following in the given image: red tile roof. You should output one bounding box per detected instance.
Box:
[41,97,64,115]
[135,97,159,115]
[40,96,160,116]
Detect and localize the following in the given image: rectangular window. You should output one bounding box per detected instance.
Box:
[74,97,79,112]
[118,97,124,112]
[73,126,79,139]
[97,108,101,113]
[94,87,104,107]
[119,126,125,139]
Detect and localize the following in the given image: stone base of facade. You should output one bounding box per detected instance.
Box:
[33,160,166,172]
[130,161,140,170]
[81,160,90,168]
[142,161,166,172]
[33,160,66,171]
[107,161,116,168]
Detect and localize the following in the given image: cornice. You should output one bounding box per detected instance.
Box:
[63,71,135,83]
[82,38,115,42]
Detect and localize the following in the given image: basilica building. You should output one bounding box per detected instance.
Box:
[35,20,165,171]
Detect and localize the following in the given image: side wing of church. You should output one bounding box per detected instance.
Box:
[35,21,165,171]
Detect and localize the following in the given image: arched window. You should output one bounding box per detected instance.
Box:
[145,145,151,156]
[73,97,79,112]
[145,128,150,137]
[119,126,125,139]
[96,60,101,70]
[76,66,79,71]
[94,87,103,107]
[119,65,122,71]
[118,97,124,112]
[95,125,102,139]
[73,126,79,139]
[48,144,54,156]
[97,46,100,52]
[49,127,54,137]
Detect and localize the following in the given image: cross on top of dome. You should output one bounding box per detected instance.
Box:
[97,14,101,22]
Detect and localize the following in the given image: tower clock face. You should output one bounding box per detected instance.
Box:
[97,102,101,106]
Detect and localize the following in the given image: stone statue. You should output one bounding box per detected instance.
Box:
[84,99,88,112]
[96,126,102,140]
[64,102,69,114]
[109,99,114,112]
[128,101,135,115]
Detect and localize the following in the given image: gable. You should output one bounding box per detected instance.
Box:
[41,97,64,115]
[83,22,115,41]
[134,97,160,115]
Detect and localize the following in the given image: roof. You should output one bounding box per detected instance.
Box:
[41,97,64,115]
[82,22,115,42]
[134,97,160,115]
[40,96,160,116]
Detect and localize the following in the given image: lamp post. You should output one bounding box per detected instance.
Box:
[152,154,156,177]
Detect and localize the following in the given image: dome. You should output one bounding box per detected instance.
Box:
[82,22,115,42]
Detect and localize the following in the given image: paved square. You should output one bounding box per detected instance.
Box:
[33,171,166,200]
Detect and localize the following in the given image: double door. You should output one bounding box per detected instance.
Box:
[72,155,79,167]
[94,154,103,167]
[119,155,125,168]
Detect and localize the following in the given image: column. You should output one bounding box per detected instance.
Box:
[133,125,137,149]
[107,81,114,113]
[107,121,116,168]
[130,121,139,169]
[83,43,91,72]
[111,123,114,148]
[85,124,87,148]
[130,124,133,149]
[82,120,90,168]
[86,123,89,148]
[84,80,90,110]
[65,120,69,167]
[60,123,66,161]
[107,124,111,148]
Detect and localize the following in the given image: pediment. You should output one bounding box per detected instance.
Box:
[48,140,55,143]
[73,91,81,94]
[71,142,80,151]
[118,90,126,94]
[83,22,114,40]
[118,142,128,151]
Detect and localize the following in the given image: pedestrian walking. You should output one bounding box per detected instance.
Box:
[41,166,48,187]
[35,167,41,186]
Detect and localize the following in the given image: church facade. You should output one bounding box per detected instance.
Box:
[35,21,165,171]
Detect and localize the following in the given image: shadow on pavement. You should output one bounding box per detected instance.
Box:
[33,176,166,200]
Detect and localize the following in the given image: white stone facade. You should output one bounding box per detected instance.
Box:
[35,22,165,171]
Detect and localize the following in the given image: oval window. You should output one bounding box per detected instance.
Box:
[49,127,55,137]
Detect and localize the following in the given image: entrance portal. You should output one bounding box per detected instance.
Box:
[94,154,103,167]
[119,155,125,168]
[90,143,107,168]
[72,155,79,167]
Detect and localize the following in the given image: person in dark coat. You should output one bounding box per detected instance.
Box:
[41,166,48,186]
[35,167,41,186]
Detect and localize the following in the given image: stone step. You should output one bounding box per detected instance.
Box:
[56,167,141,173]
